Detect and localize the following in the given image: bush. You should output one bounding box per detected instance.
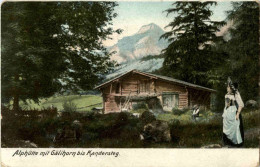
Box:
[169,119,180,126]
[132,102,148,110]
[140,111,156,124]
[130,108,148,114]
[114,112,129,127]
[62,100,77,112]
[172,108,189,116]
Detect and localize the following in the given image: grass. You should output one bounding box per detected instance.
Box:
[4,98,259,148]
[19,95,102,112]
[2,105,259,148]
[156,109,216,124]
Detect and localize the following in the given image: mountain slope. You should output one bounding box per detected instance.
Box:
[106,55,164,79]
[108,23,169,63]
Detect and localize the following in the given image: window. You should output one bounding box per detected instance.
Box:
[162,93,179,109]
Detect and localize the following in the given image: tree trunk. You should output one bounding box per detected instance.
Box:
[13,94,20,111]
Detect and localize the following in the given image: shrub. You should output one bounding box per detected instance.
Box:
[172,108,189,116]
[140,111,156,125]
[169,119,180,126]
[61,111,82,122]
[62,100,77,112]
[130,108,148,114]
[114,112,129,127]
[132,102,148,110]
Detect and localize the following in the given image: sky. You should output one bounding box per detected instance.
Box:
[103,1,233,47]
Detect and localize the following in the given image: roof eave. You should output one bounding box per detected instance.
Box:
[95,69,216,93]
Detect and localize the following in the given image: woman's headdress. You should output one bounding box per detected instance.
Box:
[227,77,238,92]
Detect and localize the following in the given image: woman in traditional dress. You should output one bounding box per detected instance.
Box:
[222,78,244,147]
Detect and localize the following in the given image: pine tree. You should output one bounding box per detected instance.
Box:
[160,2,225,87]
[223,2,259,102]
[208,2,259,111]
[1,2,121,110]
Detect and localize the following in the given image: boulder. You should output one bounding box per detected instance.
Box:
[54,120,83,143]
[142,120,171,142]
[132,113,140,118]
[245,100,258,108]
[24,140,38,148]
[13,140,38,148]
[72,120,83,140]
[140,111,156,125]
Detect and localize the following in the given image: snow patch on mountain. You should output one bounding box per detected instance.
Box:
[108,23,169,63]
[106,57,164,79]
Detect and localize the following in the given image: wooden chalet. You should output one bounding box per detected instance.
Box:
[95,69,216,114]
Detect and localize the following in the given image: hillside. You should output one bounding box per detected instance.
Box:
[106,55,164,79]
[108,23,169,63]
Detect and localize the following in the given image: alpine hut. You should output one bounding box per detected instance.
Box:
[95,69,216,114]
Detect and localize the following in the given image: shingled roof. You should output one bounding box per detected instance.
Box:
[95,69,216,92]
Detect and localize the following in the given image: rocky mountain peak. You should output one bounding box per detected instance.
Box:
[137,23,164,34]
[108,23,169,63]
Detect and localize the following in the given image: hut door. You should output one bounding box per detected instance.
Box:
[162,93,179,109]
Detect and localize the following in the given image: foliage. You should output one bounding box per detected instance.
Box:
[132,102,149,110]
[130,108,148,114]
[62,100,77,112]
[140,111,156,125]
[1,2,121,110]
[225,2,259,101]
[2,106,259,148]
[211,2,259,111]
[159,2,225,87]
[172,107,190,116]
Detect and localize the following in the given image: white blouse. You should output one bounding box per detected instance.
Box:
[235,91,244,108]
[225,91,244,108]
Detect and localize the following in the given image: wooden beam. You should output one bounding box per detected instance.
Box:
[120,82,122,95]
[110,84,112,94]
[132,70,157,79]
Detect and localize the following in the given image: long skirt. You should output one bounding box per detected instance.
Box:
[222,106,244,147]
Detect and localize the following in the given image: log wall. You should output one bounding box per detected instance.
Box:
[155,80,188,109]
[101,73,211,113]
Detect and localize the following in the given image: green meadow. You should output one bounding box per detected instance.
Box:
[19,95,103,112]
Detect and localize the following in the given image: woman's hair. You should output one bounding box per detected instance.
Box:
[228,82,238,94]
[226,77,238,94]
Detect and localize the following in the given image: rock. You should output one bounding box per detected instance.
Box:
[142,120,171,142]
[245,100,258,108]
[91,107,103,114]
[201,144,221,148]
[140,134,144,140]
[140,111,156,124]
[57,112,62,117]
[14,140,38,148]
[54,121,82,143]
[71,120,83,140]
[132,113,140,118]
[25,140,38,148]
